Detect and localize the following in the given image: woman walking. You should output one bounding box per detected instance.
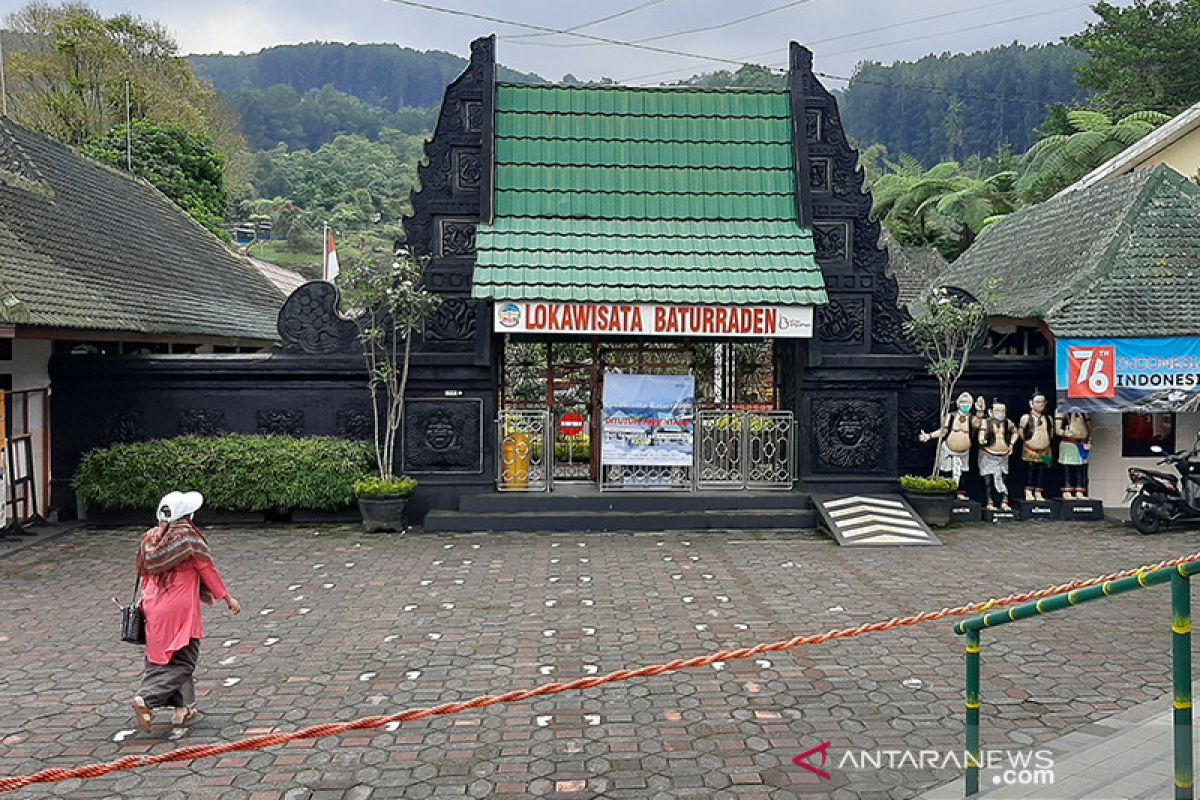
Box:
[132,491,241,731]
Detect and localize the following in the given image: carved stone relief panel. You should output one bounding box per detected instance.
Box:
[810,397,887,473]
[816,297,866,345]
[336,409,373,441]
[257,410,304,436]
[453,149,482,193]
[805,109,822,143]
[809,158,831,194]
[424,298,477,343]
[179,409,226,437]
[402,398,484,474]
[438,218,477,258]
[103,409,145,444]
[813,222,849,262]
[463,101,484,133]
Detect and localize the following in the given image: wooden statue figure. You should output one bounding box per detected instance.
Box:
[919,391,985,501]
[1019,389,1054,502]
[977,399,1020,511]
[1055,411,1092,500]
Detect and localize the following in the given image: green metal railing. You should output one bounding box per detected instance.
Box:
[954,560,1200,798]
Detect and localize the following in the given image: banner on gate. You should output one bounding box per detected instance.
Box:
[601,374,695,467]
[1055,337,1200,413]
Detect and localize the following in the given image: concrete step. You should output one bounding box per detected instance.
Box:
[457,490,812,514]
[423,507,817,533]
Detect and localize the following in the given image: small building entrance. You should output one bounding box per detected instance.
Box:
[497,336,794,492]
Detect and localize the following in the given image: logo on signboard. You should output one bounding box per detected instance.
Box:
[1067,346,1116,398]
[497,303,521,328]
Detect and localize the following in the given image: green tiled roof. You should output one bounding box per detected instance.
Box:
[474,84,827,307]
[938,165,1200,338]
[0,119,285,341]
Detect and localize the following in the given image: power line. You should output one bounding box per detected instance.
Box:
[500,0,669,42]
[775,3,1092,63]
[508,0,822,49]
[380,0,1082,109]
[616,0,1016,82]
[378,0,782,70]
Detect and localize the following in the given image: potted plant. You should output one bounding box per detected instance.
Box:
[354,475,418,532]
[899,474,959,527]
[338,250,441,531]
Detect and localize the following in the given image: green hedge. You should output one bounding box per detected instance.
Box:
[73,435,376,513]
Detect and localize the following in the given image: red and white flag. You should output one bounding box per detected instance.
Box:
[323,227,340,282]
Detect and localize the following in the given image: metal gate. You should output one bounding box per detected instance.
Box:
[696,410,794,490]
[745,411,795,489]
[696,410,743,488]
[497,409,551,492]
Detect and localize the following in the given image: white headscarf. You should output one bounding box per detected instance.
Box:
[156,491,204,523]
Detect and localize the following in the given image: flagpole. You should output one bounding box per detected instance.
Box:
[0,31,9,118]
[322,221,329,282]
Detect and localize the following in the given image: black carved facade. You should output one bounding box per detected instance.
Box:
[45,36,1059,520]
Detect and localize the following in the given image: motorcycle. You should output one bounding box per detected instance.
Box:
[1125,431,1200,534]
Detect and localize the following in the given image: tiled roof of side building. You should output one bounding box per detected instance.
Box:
[936,164,1200,338]
[0,118,286,342]
[474,83,827,307]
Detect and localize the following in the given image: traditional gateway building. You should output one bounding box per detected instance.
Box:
[52,37,1049,528]
[395,36,924,529]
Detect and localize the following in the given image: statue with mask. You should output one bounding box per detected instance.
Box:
[919,391,985,501]
[1019,390,1054,502]
[1055,411,1092,500]
[977,399,1020,511]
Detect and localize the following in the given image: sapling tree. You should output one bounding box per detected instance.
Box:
[905,282,997,476]
[338,253,441,485]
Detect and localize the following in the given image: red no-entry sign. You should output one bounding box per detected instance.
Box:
[560,413,585,438]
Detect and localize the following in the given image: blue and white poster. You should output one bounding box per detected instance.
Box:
[601,374,695,466]
[1056,337,1200,413]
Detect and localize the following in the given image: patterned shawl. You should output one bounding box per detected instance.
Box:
[136,518,215,603]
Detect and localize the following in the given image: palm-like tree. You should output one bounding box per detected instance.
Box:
[1017,109,1170,203]
[872,158,1018,259]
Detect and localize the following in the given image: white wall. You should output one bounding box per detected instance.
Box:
[6,340,52,520]
[1089,413,1200,507]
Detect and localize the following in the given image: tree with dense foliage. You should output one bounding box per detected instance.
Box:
[871,158,1018,259]
[82,120,228,237]
[1067,0,1200,117]
[1017,109,1171,202]
[673,63,784,90]
[837,43,1088,167]
[189,42,544,109]
[227,84,436,150]
[4,2,224,146]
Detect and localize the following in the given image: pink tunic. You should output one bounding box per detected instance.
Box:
[141,558,228,665]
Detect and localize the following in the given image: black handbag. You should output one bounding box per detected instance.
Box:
[119,577,146,646]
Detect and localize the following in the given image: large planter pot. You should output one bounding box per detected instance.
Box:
[357,495,410,533]
[902,490,954,528]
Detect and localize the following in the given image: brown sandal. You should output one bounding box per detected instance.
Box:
[172,706,199,726]
[131,696,154,733]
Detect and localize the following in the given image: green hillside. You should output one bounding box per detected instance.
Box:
[837,43,1089,165]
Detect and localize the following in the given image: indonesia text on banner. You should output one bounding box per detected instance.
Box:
[1055,337,1200,413]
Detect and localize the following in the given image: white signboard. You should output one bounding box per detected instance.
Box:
[601,374,695,468]
[493,301,814,339]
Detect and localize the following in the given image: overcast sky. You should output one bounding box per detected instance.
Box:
[78,0,1124,85]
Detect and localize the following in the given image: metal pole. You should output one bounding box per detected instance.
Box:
[1174,569,1194,800]
[124,80,132,172]
[0,31,8,117]
[965,628,981,797]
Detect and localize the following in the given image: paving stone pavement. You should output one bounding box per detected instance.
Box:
[2,519,1200,799]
